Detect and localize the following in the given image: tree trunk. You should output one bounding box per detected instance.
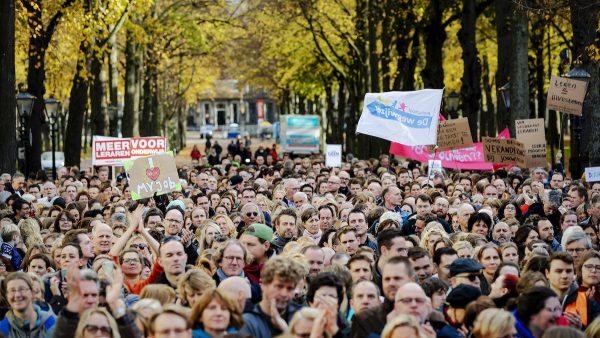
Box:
[570,0,600,172]
[509,3,530,136]
[64,40,90,167]
[482,54,495,137]
[531,19,546,121]
[123,29,138,138]
[421,0,446,89]
[459,0,481,141]
[90,50,107,137]
[495,0,511,131]
[0,0,16,175]
[367,0,379,93]
[108,26,119,137]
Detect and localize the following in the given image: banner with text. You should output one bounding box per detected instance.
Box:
[390,128,510,170]
[515,118,547,168]
[427,117,473,152]
[357,89,443,146]
[124,152,181,200]
[92,136,168,166]
[546,75,588,116]
[585,167,600,182]
[483,137,526,167]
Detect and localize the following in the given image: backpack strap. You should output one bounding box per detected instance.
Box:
[43,315,56,330]
[0,317,10,336]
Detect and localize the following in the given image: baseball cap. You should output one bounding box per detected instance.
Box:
[244,223,273,242]
[448,258,483,278]
[446,284,481,308]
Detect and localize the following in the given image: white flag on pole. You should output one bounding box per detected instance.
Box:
[356,89,444,146]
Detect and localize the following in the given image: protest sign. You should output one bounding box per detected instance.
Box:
[92,136,168,166]
[546,75,588,116]
[427,117,473,152]
[427,160,443,179]
[515,118,547,168]
[280,115,321,154]
[325,144,342,167]
[482,137,526,167]
[585,167,600,182]
[124,152,181,200]
[356,89,443,146]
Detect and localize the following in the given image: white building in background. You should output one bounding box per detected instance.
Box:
[190,80,278,129]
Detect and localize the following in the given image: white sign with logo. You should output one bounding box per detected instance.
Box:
[325,144,342,167]
[585,167,600,182]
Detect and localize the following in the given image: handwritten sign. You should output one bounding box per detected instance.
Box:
[546,75,588,116]
[427,118,473,152]
[482,137,526,167]
[585,167,600,182]
[124,152,181,200]
[515,118,547,168]
[325,144,342,167]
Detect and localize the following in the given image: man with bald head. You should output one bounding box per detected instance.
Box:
[92,223,113,255]
[350,281,381,319]
[393,282,431,323]
[218,276,252,312]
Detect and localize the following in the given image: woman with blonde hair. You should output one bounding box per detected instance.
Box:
[452,240,474,258]
[139,284,177,304]
[177,269,216,307]
[195,221,222,253]
[214,214,237,239]
[256,194,273,214]
[190,288,243,337]
[381,314,429,338]
[74,307,121,338]
[18,218,44,248]
[286,307,341,338]
[472,308,516,338]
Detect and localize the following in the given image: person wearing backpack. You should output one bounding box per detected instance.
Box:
[1,272,56,338]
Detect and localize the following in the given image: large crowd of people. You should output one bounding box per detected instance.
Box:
[1,143,600,338]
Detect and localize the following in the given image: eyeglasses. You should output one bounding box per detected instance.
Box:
[165,218,183,225]
[84,325,112,335]
[7,287,30,295]
[130,243,148,250]
[396,297,427,305]
[223,256,244,262]
[245,212,259,217]
[584,264,600,271]
[123,258,141,264]
[567,248,587,254]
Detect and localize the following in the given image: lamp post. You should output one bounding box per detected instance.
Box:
[564,65,591,179]
[498,82,510,130]
[16,92,35,175]
[45,96,60,180]
[446,91,460,118]
[558,49,571,170]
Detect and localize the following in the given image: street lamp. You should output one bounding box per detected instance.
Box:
[564,65,591,179]
[498,82,510,129]
[45,96,60,180]
[446,91,460,118]
[16,92,35,175]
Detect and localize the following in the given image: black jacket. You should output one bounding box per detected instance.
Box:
[349,299,394,338]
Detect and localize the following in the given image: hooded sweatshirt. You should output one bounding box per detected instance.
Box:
[0,305,56,338]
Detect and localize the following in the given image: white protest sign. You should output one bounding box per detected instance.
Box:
[325,144,342,167]
[357,89,443,146]
[585,167,600,182]
[427,160,443,179]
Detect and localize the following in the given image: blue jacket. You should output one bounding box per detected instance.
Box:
[192,327,236,338]
[240,302,302,338]
[513,311,535,338]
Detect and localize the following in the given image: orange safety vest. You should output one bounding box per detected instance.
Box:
[565,290,588,326]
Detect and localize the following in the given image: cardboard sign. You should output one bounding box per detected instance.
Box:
[428,118,473,152]
[427,160,443,179]
[585,167,600,182]
[124,152,181,200]
[93,136,168,166]
[482,137,526,167]
[515,118,547,168]
[325,144,342,167]
[546,75,588,116]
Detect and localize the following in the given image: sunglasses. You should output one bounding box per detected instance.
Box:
[245,212,259,217]
[131,243,148,250]
[161,236,182,244]
[457,273,481,282]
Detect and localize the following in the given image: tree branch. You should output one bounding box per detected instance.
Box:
[42,0,77,49]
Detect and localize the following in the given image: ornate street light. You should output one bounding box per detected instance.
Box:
[45,96,60,180]
[16,92,35,175]
[564,65,591,179]
[498,82,510,129]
